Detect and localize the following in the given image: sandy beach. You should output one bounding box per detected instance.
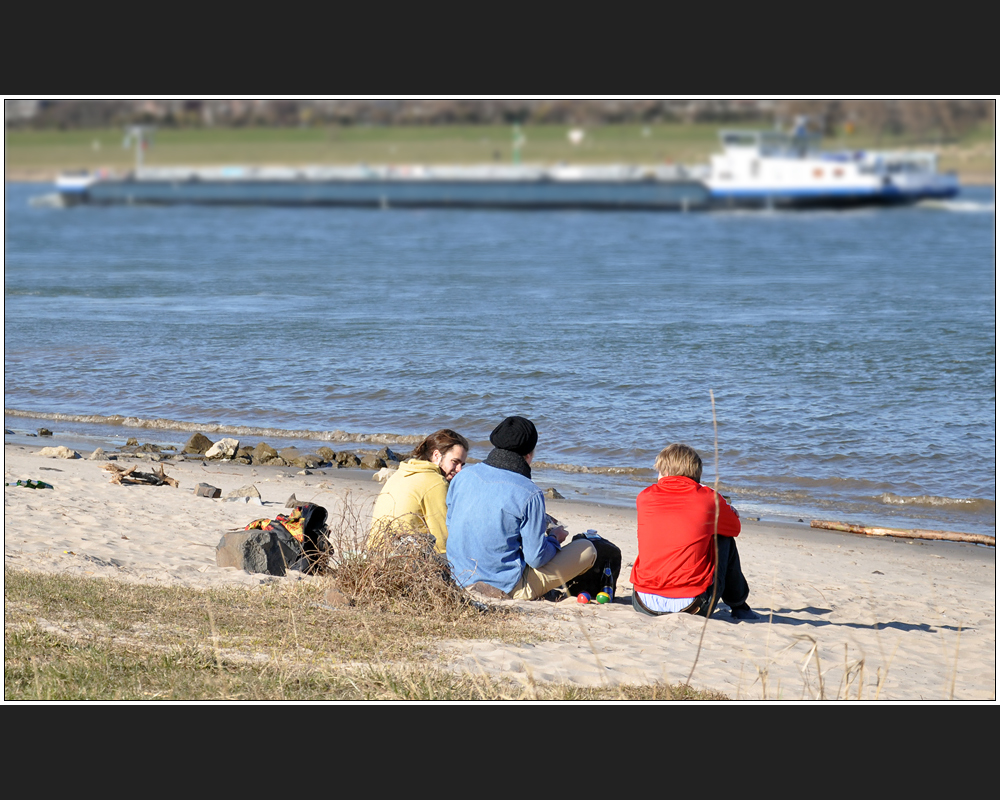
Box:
[4,442,995,701]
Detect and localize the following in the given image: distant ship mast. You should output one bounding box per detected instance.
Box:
[122,126,155,171]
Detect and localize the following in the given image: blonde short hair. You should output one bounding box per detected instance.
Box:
[655,443,703,483]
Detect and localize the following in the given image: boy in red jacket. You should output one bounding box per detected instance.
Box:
[631,443,759,620]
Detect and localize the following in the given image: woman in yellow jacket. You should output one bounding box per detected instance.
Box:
[368,429,469,555]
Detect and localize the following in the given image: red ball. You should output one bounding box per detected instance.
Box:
[577,592,591,604]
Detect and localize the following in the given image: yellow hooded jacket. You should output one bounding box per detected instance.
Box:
[368,458,449,554]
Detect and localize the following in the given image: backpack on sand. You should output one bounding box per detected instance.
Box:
[245,502,329,574]
[564,533,622,599]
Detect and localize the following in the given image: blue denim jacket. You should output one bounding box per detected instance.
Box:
[445,462,558,593]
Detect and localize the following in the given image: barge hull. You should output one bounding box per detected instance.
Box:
[709,188,960,210]
[72,179,712,211]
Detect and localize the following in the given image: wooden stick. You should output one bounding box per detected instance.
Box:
[810,520,994,547]
[153,465,179,488]
[102,462,178,488]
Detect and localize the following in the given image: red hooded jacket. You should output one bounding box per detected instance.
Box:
[630,476,740,599]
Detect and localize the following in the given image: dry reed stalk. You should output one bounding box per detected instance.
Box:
[465,654,499,701]
[572,610,613,689]
[839,643,867,701]
[206,602,221,671]
[31,656,42,701]
[685,389,721,688]
[948,625,962,701]
[873,638,901,700]
[522,666,540,701]
[791,634,827,700]
[756,664,769,700]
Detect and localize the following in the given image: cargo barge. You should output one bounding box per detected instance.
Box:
[55,164,712,211]
[52,123,960,212]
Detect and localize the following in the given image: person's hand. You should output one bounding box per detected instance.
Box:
[550,525,569,544]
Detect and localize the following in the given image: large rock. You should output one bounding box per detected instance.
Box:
[215,529,303,576]
[117,442,162,455]
[205,437,240,460]
[182,433,215,455]
[253,442,278,463]
[232,445,254,464]
[335,452,360,468]
[224,484,261,500]
[38,446,79,459]
[359,454,387,470]
[378,447,404,464]
[317,447,337,462]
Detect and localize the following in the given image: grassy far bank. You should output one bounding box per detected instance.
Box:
[5,124,723,172]
[5,123,995,180]
[4,570,727,701]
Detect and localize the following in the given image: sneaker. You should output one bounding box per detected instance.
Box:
[730,603,760,621]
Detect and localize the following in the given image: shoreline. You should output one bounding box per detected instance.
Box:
[3,438,992,554]
[3,440,995,699]
[5,410,994,540]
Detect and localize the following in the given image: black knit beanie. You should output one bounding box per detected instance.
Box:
[489,416,538,456]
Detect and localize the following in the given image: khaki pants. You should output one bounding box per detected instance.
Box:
[510,539,597,601]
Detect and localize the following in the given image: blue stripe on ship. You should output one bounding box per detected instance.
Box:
[710,187,885,199]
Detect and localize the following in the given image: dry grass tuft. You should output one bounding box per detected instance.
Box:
[322,495,471,616]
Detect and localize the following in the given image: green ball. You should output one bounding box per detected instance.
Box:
[596,592,611,604]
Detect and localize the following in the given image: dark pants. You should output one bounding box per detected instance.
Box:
[631,535,750,618]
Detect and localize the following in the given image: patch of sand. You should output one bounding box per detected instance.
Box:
[4,444,994,700]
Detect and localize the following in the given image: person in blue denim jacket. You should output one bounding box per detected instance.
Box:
[446,416,596,599]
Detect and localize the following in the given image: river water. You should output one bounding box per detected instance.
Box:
[3,182,995,537]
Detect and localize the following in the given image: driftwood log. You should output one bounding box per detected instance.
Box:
[103,463,179,488]
[810,520,994,547]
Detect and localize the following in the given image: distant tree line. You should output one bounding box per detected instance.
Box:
[7,99,994,140]
[777,98,994,141]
